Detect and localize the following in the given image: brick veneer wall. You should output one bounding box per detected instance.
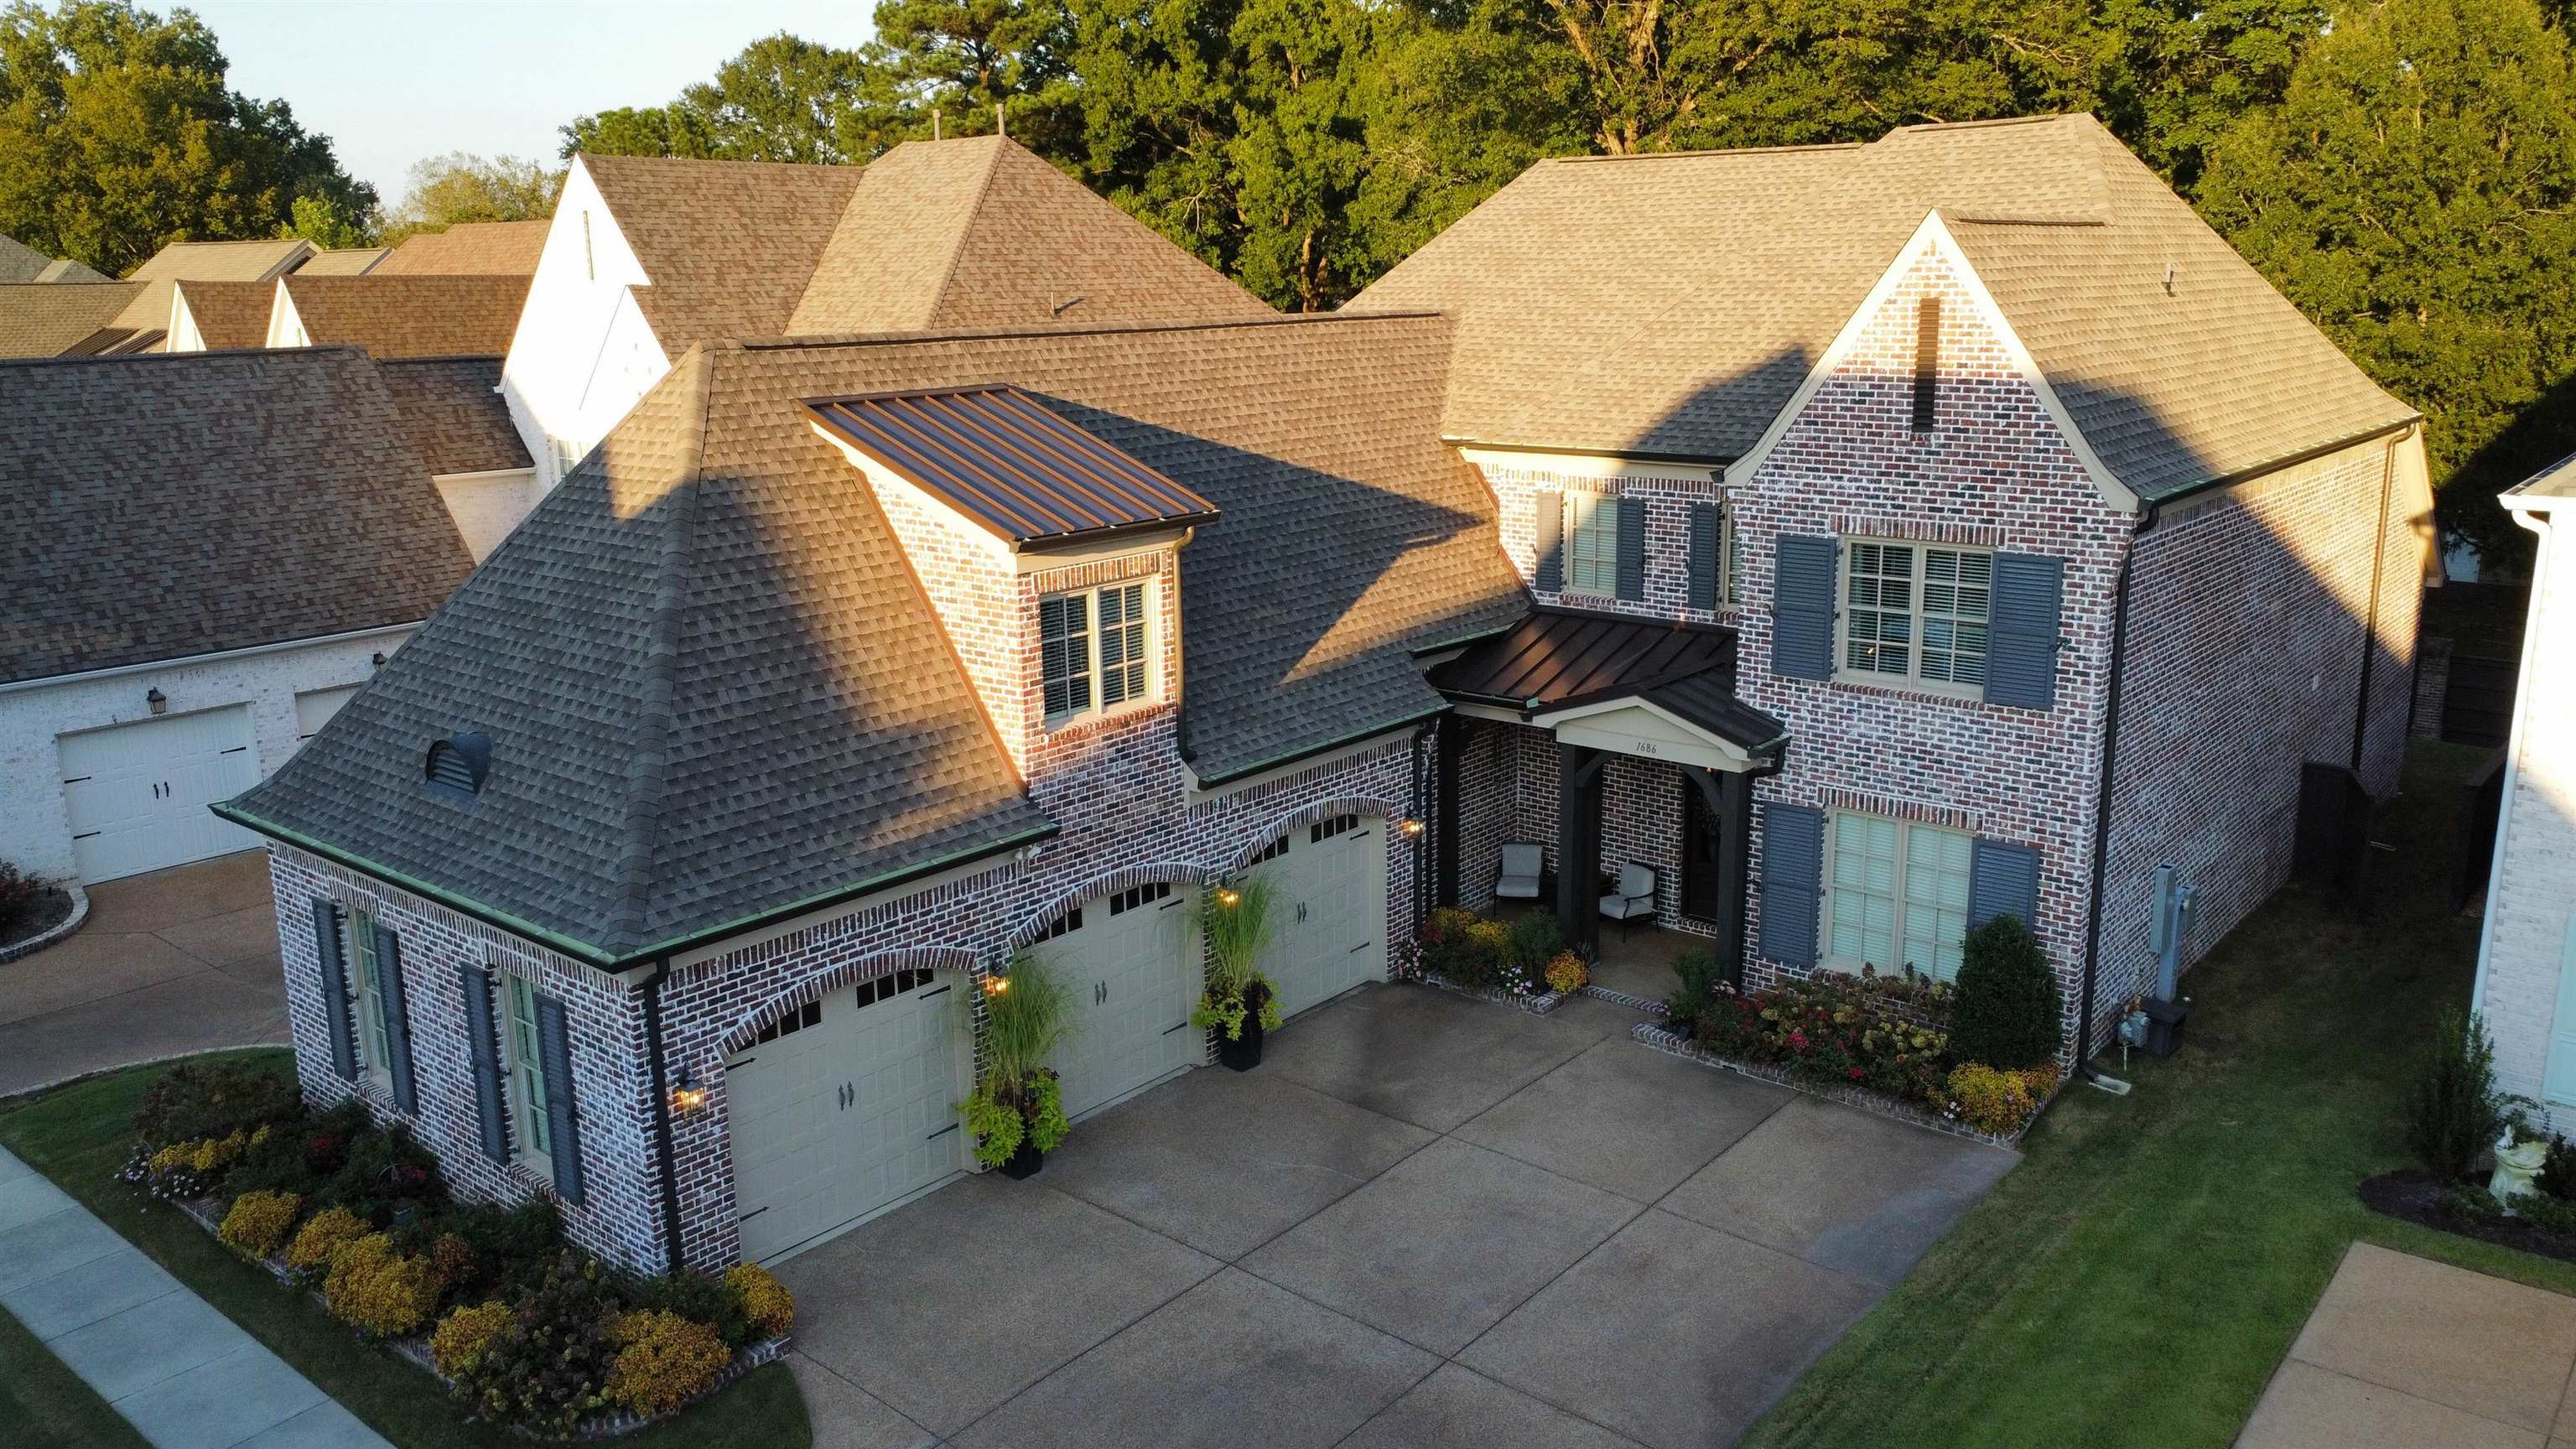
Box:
[1476,459,1729,623]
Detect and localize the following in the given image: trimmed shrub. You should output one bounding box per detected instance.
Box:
[1950,916,2061,1071]
[453,1251,620,1437]
[725,1261,795,1338]
[226,1119,325,1200]
[1947,1062,2060,1135]
[431,1300,512,1379]
[284,1205,370,1278]
[132,1062,299,1151]
[2409,1007,2506,1182]
[624,1270,749,1347]
[1668,948,1722,1022]
[603,1310,730,1418]
[325,1233,442,1338]
[442,1199,561,1298]
[1504,910,1563,974]
[1696,974,1951,1106]
[0,860,43,933]
[1543,951,1589,995]
[217,1190,302,1259]
[314,1121,445,1222]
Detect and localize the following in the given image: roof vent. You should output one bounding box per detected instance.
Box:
[425,732,491,797]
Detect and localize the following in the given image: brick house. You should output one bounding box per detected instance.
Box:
[220,114,2433,1275]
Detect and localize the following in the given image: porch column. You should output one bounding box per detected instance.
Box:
[1689,768,1754,987]
[1557,743,1607,960]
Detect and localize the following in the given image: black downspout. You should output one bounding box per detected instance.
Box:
[641,959,688,1273]
[2349,443,2398,773]
[1410,718,1439,931]
[2078,502,2160,1080]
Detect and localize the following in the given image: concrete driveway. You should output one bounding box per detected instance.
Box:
[0,851,286,1098]
[775,981,2018,1449]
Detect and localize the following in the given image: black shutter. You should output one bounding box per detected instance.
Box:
[1614,496,1647,602]
[1687,503,1721,612]
[1756,803,1823,968]
[1771,535,1839,681]
[1533,489,1564,591]
[535,993,585,1206]
[1968,838,2042,933]
[309,900,357,1081]
[371,923,418,1114]
[1984,553,2064,709]
[457,964,509,1163]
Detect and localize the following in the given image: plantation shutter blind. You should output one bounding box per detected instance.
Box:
[1757,803,1824,967]
[1983,553,2065,709]
[1771,536,1839,681]
[371,922,418,1114]
[309,899,358,1081]
[1614,496,1647,601]
[1967,838,2041,933]
[1687,503,1721,612]
[457,963,510,1163]
[535,993,586,1206]
[1533,489,1565,591]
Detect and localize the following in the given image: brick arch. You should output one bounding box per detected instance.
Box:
[715,945,981,1054]
[1008,860,1208,950]
[1223,795,1404,873]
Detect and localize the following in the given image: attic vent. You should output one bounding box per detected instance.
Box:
[425,732,491,797]
[1911,296,1942,433]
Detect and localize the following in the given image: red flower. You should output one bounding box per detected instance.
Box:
[1788,1030,1809,1052]
[1848,1067,1865,1081]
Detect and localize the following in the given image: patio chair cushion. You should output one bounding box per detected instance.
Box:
[1600,863,1656,919]
[1496,843,1543,899]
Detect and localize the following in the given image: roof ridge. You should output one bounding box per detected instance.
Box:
[911,138,1010,331]
[1545,140,1866,164]
[748,309,1446,353]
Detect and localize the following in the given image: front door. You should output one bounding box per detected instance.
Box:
[1680,777,1721,920]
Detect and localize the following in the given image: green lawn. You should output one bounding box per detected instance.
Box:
[0,1049,810,1449]
[0,1299,148,1448]
[1743,739,2567,1449]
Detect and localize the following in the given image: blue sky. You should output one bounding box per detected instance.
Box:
[186,1,878,205]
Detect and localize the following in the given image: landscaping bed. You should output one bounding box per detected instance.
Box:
[0,860,80,963]
[2360,1169,2576,1265]
[1395,906,1587,1015]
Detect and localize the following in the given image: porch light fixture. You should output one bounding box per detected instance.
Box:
[984,974,1010,998]
[371,652,387,668]
[1216,886,1241,908]
[145,687,167,715]
[1399,818,1425,838]
[669,1063,708,1114]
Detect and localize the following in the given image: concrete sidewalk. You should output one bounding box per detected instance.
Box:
[2238,1242,2576,1448]
[0,1144,387,1448]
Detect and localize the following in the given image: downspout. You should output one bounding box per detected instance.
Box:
[2349,442,2399,774]
[2471,502,2556,1016]
[1410,717,1438,931]
[640,958,688,1273]
[2078,500,2162,1083]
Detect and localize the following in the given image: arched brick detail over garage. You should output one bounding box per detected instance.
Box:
[1008,860,1208,949]
[715,945,981,1054]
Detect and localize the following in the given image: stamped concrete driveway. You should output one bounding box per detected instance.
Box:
[775,981,2018,1449]
[0,851,287,1098]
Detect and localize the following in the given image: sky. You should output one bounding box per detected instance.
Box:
[184,1,879,205]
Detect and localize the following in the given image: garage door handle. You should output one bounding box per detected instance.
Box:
[220,745,248,755]
[738,1206,770,1224]
[1162,1021,1191,1036]
[72,831,100,840]
[61,775,91,785]
[1349,940,1374,954]
[925,1123,958,1141]
[1159,898,1181,910]
[919,984,952,1000]
[1352,830,1371,840]
[730,1055,756,1070]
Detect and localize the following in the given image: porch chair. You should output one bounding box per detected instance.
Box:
[1600,863,1657,938]
[1495,843,1544,901]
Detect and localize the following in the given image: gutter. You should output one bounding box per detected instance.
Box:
[2349,441,2398,772]
[0,620,418,697]
[2076,498,2163,1082]
[2472,498,2558,1016]
[2142,416,2421,511]
[639,957,688,1272]
[1189,703,1451,788]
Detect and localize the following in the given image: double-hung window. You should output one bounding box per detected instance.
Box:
[1824,813,1974,981]
[1040,581,1149,725]
[1564,493,1620,595]
[1842,541,1992,688]
[502,974,553,1180]
[346,907,391,1088]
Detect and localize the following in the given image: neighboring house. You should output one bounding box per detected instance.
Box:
[500,134,1270,490]
[168,279,283,352]
[373,220,550,277]
[216,113,2430,1277]
[0,236,311,358]
[0,349,475,886]
[374,356,539,561]
[296,247,392,277]
[2471,454,2576,1129]
[0,234,109,284]
[269,273,532,357]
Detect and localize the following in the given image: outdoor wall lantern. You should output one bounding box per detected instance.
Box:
[371,652,387,668]
[1216,886,1242,908]
[146,687,167,715]
[1399,818,1425,838]
[670,1063,709,1114]
[983,974,1010,998]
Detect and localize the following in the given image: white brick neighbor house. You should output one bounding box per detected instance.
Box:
[2472,455,2576,1127]
[218,114,2435,1275]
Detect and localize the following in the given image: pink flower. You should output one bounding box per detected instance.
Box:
[1788,1030,1809,1052]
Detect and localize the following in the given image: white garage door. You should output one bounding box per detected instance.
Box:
[294,684,364,741]
[1254,813,1389,1021]
[723,969,969,1263]
[57,706,262,883]
[1049,882,1199,1120]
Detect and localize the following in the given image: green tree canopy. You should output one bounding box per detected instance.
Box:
[562,33,913,165]
[0,0,375,276]
[381,152,561,243]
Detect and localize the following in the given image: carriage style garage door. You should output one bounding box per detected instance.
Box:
[723,970,968,1263]
[57,706,262,883]
[1254,813,1390,1021]
[1050,882,1199,1120]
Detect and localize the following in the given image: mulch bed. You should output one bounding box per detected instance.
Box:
[2360,1168,2576,1264]
[0,887,76,952]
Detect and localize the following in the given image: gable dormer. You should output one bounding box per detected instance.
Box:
[807,387,1218,782]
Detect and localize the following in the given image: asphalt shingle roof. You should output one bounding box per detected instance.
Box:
[374,356,533,475]
[580,153,864,349]
[296,247,391,276]
[372,220,551,277]
[0,235,48,283]
[172,279,278,351]
[0,282,142,358]
[0,349,473,685]
[126,238,312,283]
[280,273,532,358]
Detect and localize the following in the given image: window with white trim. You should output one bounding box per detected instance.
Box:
[345,907,391,1088]
[1040,580,1149,724]
[548,435,580,482]
[1824,813,1974,981]
[1842,541,1991,687]
[501,974,553,1180]
[1565,492,1619,595]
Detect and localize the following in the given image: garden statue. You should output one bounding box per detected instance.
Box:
[2492,1129,2549,1212]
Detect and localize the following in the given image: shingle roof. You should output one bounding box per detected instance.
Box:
[2508,453,2576,502]
[372,220,551,276]
[0,348,472,685]
[1350,113,2414,499]
[0,282,143,358]
[0,235,47,283]
[296,247,391,276]
[230,313,1520,962]
[786,137,1270,335]
[34,257,111,283]
[374,356,532,475]
[172,279,278,351]
[127,238,312,283]
[279,273,532,358]
[580,154,863,349]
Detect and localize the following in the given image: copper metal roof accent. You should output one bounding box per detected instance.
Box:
[1428,607,1785,750]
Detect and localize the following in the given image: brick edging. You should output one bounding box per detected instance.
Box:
[0,880,89,965]
[1402,970,1566,1015]
[1628,1020,2030,1148]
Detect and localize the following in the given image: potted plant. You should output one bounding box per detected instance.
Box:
[1189,875,1283,1070]
[958,951,1076,1178]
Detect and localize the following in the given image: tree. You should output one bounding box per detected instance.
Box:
[0,0,375,276]
[382,153,562,242]
[281,193,372,250]
[2199,0,2576,566]
[564,33,914,165]
[876,0,1080,148]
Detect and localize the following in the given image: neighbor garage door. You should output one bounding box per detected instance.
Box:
[1253,812,1389,1020]
[722,969,969,1263]
[57,706,262,883]
[1049,882,1199,1119]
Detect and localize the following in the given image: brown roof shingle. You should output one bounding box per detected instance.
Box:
[374,356,532,475]
[579,154,862,349]
[295,247,391,276]
[373,221,551,277]
[126,238,312,283]
[279,273,532,358]
[171,279,278,351]
[0,281,143,358]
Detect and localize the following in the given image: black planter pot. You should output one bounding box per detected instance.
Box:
[1218,1012,1265,1072]
[1001,1140,1044,1179]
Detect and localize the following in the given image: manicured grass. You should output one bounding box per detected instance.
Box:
[1742,740,2567,1449]
[0,1048,810,1449]
[0,1300,150,1449]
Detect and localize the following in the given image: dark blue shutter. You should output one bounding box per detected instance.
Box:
[1771,536,1838,681]
[1757,803,1823,968]
[535,993,585,1206]
[309,900,357,1081]
[1968,838,2041,933]
[457,964,509,1163]
[1614,496,1647,602]
[1984,553,2064,709]
[1687,503,1720,612]
[1533,489,1564,591]
[371,923,418,1114]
